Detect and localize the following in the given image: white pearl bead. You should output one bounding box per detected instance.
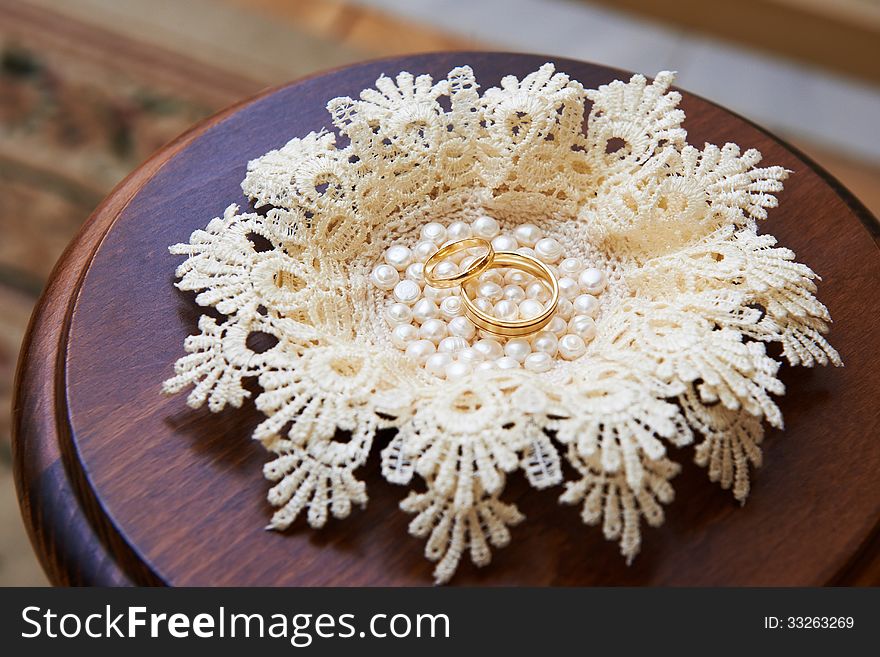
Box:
[371,264,399,290]
[515,247,537,259]
[384,302,413,326]
[446,221,472,241]
[405,339,435,365]
[478,269,503,285]
[425,352,453,377]
[518,299,545,320]
[524,351,553,373]
[573,294,600,318]
[393,279,421,305]
[493,300,519,321]
[472,215,500,239]
[475,361,496,373]
[473,338,504,360]
[504,338,531,362]
[513,223,543,247]
[491,235,518,252]
[495,356,521,370]
[413,240,438,262]
[531,330,558,356]
[525,281,550,303]
[473,297,494,314]
[385,244,413,271]
[476,281,503,302]
[391,323,419,349]
[423,284,452,301]
[405,262,425,283]
[558,276,579,300]
[448,316,476,340]
[578,267,607,294]
[559,257,583,276]
[432,261,458,279]
[438,336,469,353]
[439,296,463,320]
[457,347,484,365]
[421,222,447,244]
[504,270,530,286]
[556,297,574,320]
[445,361,473,381]
[411,298,439,324]
[547,316,568,337]
[502,284,526,303]
[459,255,478,272]
[534,237,563,263]
[419,318,448,345]
[558,334,586,360]
[568,315,597,341]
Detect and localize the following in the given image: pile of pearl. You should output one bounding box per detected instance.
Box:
[372,216,607,380]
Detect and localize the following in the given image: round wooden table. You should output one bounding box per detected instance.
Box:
[13,53,880,586]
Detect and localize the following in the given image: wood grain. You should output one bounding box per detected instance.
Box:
[13,53,880,586]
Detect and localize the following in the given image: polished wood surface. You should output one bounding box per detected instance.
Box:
[13,53,880,586]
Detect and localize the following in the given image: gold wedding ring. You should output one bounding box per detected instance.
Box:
[424,237,494,288]
[460,251,559,337]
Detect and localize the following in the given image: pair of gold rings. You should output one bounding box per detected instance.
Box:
[424,237,559,337]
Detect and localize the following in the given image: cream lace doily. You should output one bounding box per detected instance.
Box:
[163,64,840,584]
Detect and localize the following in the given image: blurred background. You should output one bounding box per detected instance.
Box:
[1,0,878,586]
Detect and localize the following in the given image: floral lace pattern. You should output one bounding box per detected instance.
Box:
[164,65,840,584]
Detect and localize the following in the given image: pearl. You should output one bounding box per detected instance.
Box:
[432,261,458,279]
[459,255,478,272]
[385,244,413,271]
[556,298,574,320]
[504,270,530,287]
[425,352,453,377]
[475,361,496,373]
[568,314,597,341]
[419,318,448,345]
[547,316,568,337]
[457,347,484,365]
[531,330,558,356]
[524,352,553,373]
[478,269,504,285]
[391,323,419,349]
[393,279,421,304]
[519,299,545,320]
[558,276,579,300]
[473,338,504,360]
[421,222,447,244]
[473,297,494,314]
[504,338,531,362]
[491,234,518,252]
[513,223,543,247]
[559,257,583,276]
[448,316,476,340]
[515,247,537,259]
[525,281,550,303]
[423,284,453,301]
[534,237,563,263]
[413,240,438,262]
[558,334,587,360]
[579,267,607,294]
[438,336,469,353]
[472,215,500,239]
[502,284,526,303]
[447,221,472,241]
[384,303,413,326]
[476,281,503,302]
[573,294,600,318]
[405,339,435,365]
[405,262,425,283]
[495,356,521,370]
[439,296,463,320]
[493,300,519,321]
[411,298,439,324]
[445,361,473,381]
[371,264,399,290]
